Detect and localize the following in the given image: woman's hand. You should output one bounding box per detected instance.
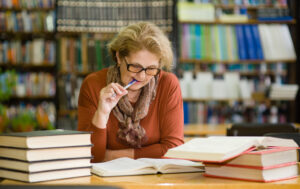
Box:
[92,83,127,128]
[103,149,134,162]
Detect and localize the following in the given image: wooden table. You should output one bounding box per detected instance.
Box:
[1,173,300,189]
[184,124,229,136]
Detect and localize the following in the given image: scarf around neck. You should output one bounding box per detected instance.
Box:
[106,65,158,148]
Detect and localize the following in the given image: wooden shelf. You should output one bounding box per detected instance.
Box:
[213,71,287,77]
[0,31,55,35]
[59,109,77,117]
[10,96,55,100]
[215,4,289,10]
[0,7,55,11]
[58,71,92,76]
[179,19,296,25]
[0,63,55,69]
[182,92,291,102]
[179,59,296,64]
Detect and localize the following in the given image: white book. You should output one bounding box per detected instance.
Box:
[224,72,240,99]
[211,79,227,100]
[164,136,298,163]
[91,157,204,177]
[193,72,213,99]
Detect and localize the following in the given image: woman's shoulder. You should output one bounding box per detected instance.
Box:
[159,71,179,86]
[82,68,108,89]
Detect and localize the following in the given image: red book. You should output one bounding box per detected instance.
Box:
[204,147,299,182]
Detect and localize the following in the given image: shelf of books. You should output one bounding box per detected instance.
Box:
[177,0,298,125]
[55,0,176,129]
[0,0,57,133]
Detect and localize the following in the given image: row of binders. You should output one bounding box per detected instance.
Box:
[0,130,92,182]
[0,0,56,8]
[180,24,296,61]
[180,71,299,100]
[0,39,56,65]
[0,10,56,32]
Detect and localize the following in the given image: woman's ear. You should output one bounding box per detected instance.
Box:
[116,51,121,66]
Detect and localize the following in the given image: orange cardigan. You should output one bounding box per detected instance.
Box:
[77,68,184,162]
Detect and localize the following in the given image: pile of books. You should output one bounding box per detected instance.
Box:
[164,136,299,182]
[0,130,92,182]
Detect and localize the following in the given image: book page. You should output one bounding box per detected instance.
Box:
[138,158,204,173]
[91,157,156,177]
[165,137,257,162]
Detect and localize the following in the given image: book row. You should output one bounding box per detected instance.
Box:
[58,36,113,73]
[0,39,55,65]
[0,102,56,133]
[180,24,296,61]
[180,71,290,100]
[0,10,55,32]
[0,0,56,9]
[13,72,56,97]
[183,101,288,124]
[56,0,174,33]
[191,0,288,6]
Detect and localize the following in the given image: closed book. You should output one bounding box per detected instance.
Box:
[0,157,92,172]
[164,136,298,163]
[223,147,298,168]
[0,130,91,149]
[204,161,298,182]
[0,167,91,183]
[0,145,92,161]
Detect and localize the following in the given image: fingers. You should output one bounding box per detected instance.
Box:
[101,83,128,100]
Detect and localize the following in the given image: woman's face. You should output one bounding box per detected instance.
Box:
[118,49,160,91]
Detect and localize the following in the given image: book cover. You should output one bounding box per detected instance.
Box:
[204,161,298,182]
[0,130,91,149]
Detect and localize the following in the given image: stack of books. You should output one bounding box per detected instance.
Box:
[0,130,92,182]
[164,136,299,182]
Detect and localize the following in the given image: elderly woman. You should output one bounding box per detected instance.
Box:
[78,22,184,162]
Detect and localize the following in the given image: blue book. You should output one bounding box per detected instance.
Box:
[243,25,256,60]
[195,24,201,59]
[183,102,190,124]
[251,24,264,60]
[235,25,247,60]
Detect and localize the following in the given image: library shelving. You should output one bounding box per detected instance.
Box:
[0,0,57,133]
[177,0,298,125]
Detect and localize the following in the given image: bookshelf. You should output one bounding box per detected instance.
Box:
[177,0,298,125]
[55,0,176,129]
[0,0,56,133]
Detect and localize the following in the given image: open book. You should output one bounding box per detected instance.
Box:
[91,157,204,177]
[164,136,298,163]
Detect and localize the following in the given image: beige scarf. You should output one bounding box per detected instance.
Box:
[107,65,158,148]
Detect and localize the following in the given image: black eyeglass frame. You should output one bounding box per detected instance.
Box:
[124,58,161,76]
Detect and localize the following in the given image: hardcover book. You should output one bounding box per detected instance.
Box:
[0,130,91,149]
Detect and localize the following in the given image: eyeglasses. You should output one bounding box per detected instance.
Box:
[124,58,161,76]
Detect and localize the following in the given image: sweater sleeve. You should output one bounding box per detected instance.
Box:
[77,75,107,162]
[134,73,184,158]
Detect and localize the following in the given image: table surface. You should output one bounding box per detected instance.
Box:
[1,173,300,189]
[184,124,230,136]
